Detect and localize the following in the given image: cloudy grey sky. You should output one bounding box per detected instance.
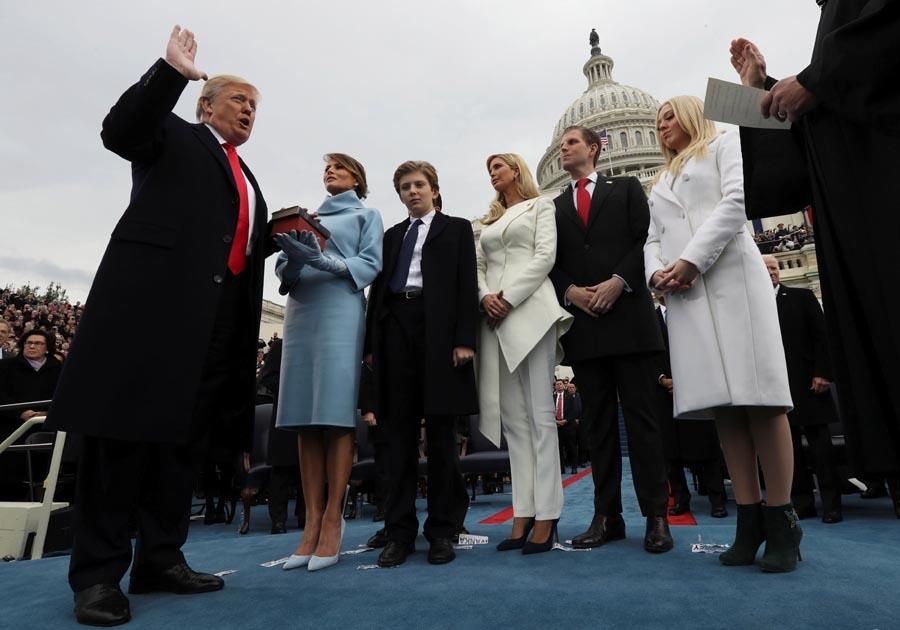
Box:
[1,1,821,305]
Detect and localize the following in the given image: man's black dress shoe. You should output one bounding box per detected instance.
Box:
[643,516,674,553]
[571,514,626,549]
[668,502,691,516]
[860,486,886,499]
[74,584,131,627]
[377,541,415,567]
[794,505,818,520]
[128,563,224,595]
[367,528,388,548]
[821,511,843,524]
[270,521,287,535]
[710,504,729,518]
[427,538,456,565]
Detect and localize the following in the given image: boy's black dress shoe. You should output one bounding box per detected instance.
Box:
[74,584,130,627]
[128,562,224,595]
[377,541,415,567]
[270,521,287,535]
[428,538,456,564]
[367,528,388,548]
[643,516,674,553]
[571,514,626,549]
[821,511,843,524]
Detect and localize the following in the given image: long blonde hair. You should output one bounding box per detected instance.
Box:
[482,154,540,225]
[657,96,719,178]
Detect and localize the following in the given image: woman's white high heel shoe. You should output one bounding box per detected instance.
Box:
[308,518,345,572]
[282,553,311,570]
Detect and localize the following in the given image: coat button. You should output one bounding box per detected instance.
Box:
[661,226,666,233]
[223,234,233,243]
[213,274,224,284]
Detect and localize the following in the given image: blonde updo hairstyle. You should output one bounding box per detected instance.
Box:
[482,153,540,226]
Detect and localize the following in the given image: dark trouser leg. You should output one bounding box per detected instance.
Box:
[805,423,842,513]
[789,424,816,512]
[268,465,293,524]
[572,360,622,516]
[381,308,425,546]
[614,354,669,517]
[668,459,691,506]
[560,424,578,470]
[373,441,389,509]
[69,436,144,592]
[131,443,194,574]
[422,415,468,542]
[702,454,727,507]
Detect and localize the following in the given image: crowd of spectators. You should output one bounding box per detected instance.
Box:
[753,223,814,254]
[1,284,84,361]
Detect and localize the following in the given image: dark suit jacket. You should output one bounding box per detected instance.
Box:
[775,285,837,427]
[365,211,479,417]
[47,59,269,447]
[550,176,664,362]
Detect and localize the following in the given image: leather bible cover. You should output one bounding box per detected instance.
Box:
[270,206,331,251]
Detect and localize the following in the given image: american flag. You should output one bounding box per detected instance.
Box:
[599,129,609,151]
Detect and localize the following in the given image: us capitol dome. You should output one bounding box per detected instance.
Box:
[537,33,665,194]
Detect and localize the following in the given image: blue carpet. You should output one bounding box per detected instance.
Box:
[2,460,898,629]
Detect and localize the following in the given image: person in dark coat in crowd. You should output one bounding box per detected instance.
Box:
[44,26,272,626]
[731,2,900,505]
[0,329,63,499]
[763,256,843,523]
[554,379,579,475]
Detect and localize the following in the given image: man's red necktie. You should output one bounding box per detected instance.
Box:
[223,142,250,275]
[576,177,591,226]
[556,393,564,420]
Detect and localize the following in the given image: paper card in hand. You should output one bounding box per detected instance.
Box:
[270,206,331,251]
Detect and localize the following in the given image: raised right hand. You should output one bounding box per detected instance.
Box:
[165,25,208,81]
[729,38,766,89]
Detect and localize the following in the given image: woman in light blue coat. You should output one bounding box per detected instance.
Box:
[273,153,383,572]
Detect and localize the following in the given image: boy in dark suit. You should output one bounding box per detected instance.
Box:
[364,161,479,567]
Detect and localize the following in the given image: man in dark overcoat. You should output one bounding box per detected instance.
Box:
[364,160,478,568]
[45,26,270,626]
[764,256,843,523]
[549,125,672,553]
[731,1,900,494]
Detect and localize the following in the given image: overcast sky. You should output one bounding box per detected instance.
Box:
[1,1,821,305]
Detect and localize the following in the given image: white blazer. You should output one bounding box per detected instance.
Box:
[475,196,573,445]
[644,131,791,418]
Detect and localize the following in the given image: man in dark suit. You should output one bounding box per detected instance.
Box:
[0,320,15,359]
[364,160,479,568]
[764,255,843,523]
[554,379,579,474]
[45,27,270,626]
[549,125,672,553]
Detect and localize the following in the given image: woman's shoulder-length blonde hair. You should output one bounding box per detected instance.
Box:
[657,95,720,178]
[482,153,540,225]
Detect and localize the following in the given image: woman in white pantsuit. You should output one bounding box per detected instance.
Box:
[476,154,573,554]
[645,96,801,572]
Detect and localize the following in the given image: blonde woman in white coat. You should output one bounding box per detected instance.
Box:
[476,153,573,555]
[645,96,801,573]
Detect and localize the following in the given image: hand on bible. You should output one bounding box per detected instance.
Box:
[164,25,208,81]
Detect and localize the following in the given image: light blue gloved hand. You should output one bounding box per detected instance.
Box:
[277,230,349,277]
[273,229,320,265]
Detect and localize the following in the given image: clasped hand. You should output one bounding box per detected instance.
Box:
[273,230,322,266]
[567,277,625,317]
[482,292,512,329]
[651,260,699,294]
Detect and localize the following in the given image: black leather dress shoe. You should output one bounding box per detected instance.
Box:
[74,584,131,627]
[668,502,691,516]
[571,514,626,549]
[128,563,224,595]
[794,505,818,520]
[270,521,287,535]
[643,516,674,553]
[710,504,729,518]
[821,511,843,524]
[427,538,456,565]
[367,528,388,548]
[377,541,415,567]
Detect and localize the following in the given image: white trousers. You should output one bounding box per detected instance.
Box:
[499,328,564,520]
